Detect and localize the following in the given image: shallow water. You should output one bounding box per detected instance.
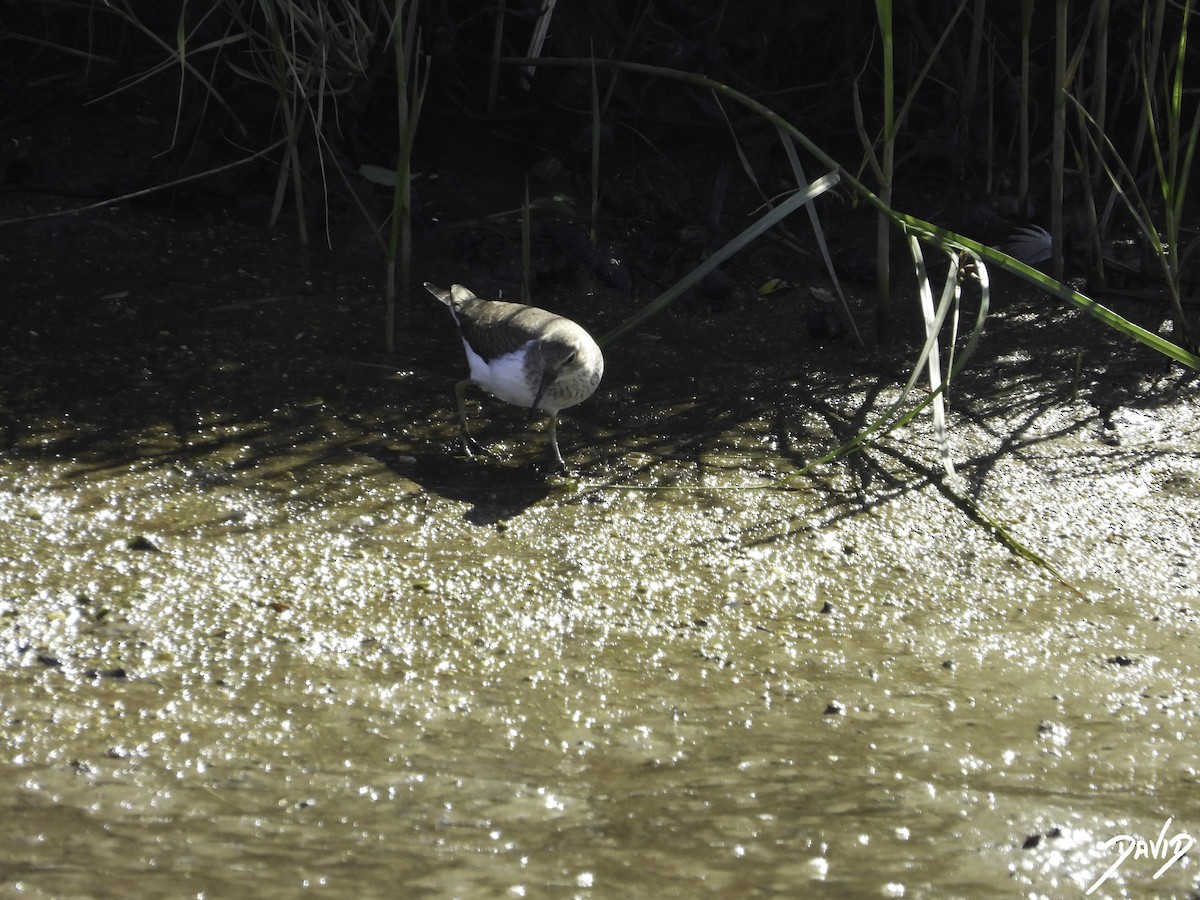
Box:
[2,208,1199,898]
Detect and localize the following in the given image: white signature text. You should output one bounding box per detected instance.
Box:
[1086,818,1193,894]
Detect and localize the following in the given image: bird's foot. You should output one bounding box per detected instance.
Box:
[460,435,493,459]
[545,446,569,473]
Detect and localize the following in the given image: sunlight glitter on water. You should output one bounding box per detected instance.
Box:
[3,339,1200,898]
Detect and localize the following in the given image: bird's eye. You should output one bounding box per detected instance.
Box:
[564,352,576,365]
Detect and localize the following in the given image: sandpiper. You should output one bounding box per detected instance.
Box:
[425,282,604,467]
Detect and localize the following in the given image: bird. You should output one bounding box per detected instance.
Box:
[424,282,604,467]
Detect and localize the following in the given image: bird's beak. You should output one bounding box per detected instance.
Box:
[530,370,551,419]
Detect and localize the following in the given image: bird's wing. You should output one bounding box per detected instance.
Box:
[456,301,547,362]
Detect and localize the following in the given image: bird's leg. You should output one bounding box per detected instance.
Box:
[454,378,487,457]
[546,414,566,469]
[529,375,567,469]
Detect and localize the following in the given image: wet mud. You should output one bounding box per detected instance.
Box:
[2,199,1199,898]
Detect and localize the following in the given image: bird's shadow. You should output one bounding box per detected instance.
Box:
[357,441,555,524]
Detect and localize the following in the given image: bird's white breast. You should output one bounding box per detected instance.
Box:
[462,338,539,408]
